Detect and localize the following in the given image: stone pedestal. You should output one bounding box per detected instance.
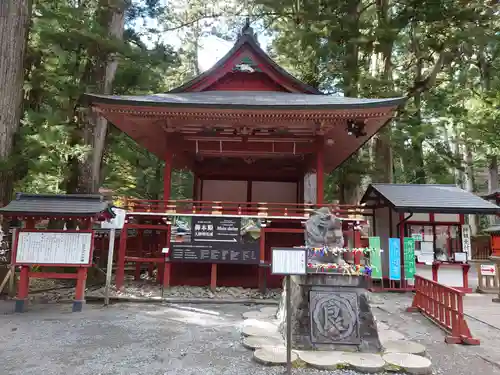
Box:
[277,273,381,353]
[489,256,500,303]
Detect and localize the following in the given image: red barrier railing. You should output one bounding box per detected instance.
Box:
[119,198,373,220]
[407,275,479,345]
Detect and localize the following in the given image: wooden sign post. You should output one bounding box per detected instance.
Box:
[101,208,126,306]
[12,229,94,313]
[271,247,307,375]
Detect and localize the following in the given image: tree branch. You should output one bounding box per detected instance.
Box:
[403,48,449,104]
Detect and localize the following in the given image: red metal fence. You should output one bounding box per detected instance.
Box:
[407,275,479,345]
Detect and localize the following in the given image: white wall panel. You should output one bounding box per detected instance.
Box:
[252,181,297,203]
[201,180,247,202]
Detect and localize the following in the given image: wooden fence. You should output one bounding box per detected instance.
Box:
[471,235,491,260]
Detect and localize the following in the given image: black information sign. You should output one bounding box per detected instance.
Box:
[170,216,261,264]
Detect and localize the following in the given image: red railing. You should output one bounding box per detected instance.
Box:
[119,199,372,219]
[407,275,479,345]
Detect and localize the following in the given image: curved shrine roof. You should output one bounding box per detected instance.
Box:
[85,24,405,173]
[86,91,404,110]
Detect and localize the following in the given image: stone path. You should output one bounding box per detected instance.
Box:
[240,306,433,374]
[461,293,500,367]
[372,293,500,375]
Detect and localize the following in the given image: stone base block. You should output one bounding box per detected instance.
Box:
[72,300,85,312]
[277,273,381,352]
[14,298,27,313]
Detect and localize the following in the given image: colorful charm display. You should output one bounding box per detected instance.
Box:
[308,246,379,256]
[307,262,375,276]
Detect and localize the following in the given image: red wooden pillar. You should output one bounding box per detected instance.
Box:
[353,230,361,265]
[135,228,143,281]
[163,225,171,287]
[73,267,87,312]
[116,223,128,290]
[258,229,266,293]
[164,151,172,202]
[73,219,92,312]
[210,264,217,291]
[316,138,325,205]
[15,266,30,313]
[15,218,35,312]
[192,174,199,200]
[163,151,173,287]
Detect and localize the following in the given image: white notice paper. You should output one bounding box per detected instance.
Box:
[420,241,434,254]
[15,231,92,265]
[271,248,307,275]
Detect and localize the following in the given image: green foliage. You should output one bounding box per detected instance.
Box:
[11,0,500,210]
[255,0,500,201]
[19,0,183,198]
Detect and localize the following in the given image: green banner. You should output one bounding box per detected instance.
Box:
[369,237,382,279]
[404,237,416,280]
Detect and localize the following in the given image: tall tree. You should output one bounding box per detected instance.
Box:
[0,0,32,205]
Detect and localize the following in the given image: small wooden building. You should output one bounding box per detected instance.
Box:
[481,190,500,258]
[361,184,500,292]
[0,193,110,312]
[86,24,403,289]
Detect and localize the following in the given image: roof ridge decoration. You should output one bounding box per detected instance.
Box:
[239,19,259,45]
[167,22,322,94]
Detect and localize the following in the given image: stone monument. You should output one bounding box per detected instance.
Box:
[277,207,381,353]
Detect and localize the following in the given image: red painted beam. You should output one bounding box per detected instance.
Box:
[263,227,303,233]
[125,224,170,230]
[182,139,315,154]
[29,272,78,279]
[125,256,164,263]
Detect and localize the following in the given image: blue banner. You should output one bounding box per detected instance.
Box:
[389,238,401,280]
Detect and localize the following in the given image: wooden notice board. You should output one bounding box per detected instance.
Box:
[13,230,93,266]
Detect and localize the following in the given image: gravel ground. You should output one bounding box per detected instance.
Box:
[0,301,401,375]
[24,280,282,303]
[1,294,498,375]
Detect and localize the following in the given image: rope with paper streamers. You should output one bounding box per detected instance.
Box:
[308,246,383,256]
[307,262,376,276]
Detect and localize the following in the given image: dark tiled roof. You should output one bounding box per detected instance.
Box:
[480,189,500,199]
[484,225,500,233]
[0,193,109,217]
[85,91,404,110]
[360,183,500,214]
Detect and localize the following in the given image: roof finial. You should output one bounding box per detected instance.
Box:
[242,16,251,34]
[240,0,258,42]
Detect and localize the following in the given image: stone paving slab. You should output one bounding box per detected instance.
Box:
[383,353,432,375]
[259,307,278,317]
[253,347,298,365]
[240,309,432,374]
[242,336,284,350]
[343,353,387,373]
[297,351,345,370]
[242,310,275,319]
[383,340,426,356]
[241,325,282,338]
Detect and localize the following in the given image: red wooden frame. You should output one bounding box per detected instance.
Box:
[406,221,463,265]
[407,275,479,345]
[12,229,95,267]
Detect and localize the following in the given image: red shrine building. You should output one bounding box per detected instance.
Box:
[86,25,403,290]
